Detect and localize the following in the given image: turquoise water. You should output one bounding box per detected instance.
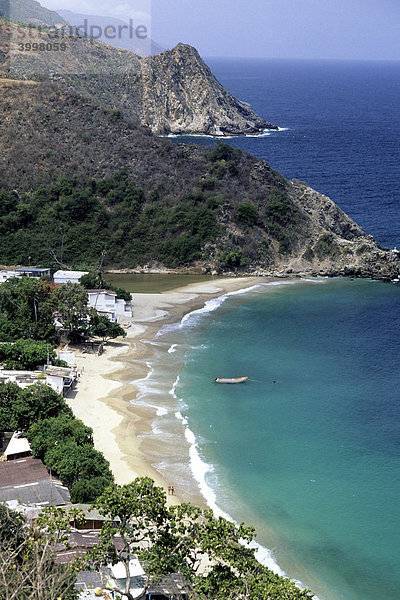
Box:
[156,279,400,600]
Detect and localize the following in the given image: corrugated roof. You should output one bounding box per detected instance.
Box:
[0,456,49,486]
[0,456,70,506]
[15,267,50,273]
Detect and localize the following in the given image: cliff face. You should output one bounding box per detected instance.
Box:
[139,44,274,135]
[0,18,275,136]
[0,78,398,280]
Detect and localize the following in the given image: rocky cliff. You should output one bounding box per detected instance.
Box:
[0,18,276,136]
[0,77,398,280]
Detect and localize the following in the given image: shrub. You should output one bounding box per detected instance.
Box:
[235,202,258,227]
[209,142,241,162]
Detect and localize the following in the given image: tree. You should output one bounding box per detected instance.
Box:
[85,478,313,600]
[27,413,93,460]
[0,339,56,370]
[13,383,69,431]
[44,441,113,492]
[0,382,20,431]
[0,504,26,552]
[236,202,258,226]
[0,278,55,342]
[89,313,126,342]
[52,282,89,341]
[0,505,79,600]
[86,478,169,600]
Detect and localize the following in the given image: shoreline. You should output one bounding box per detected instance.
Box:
[66,274,337,599]
[66,276,264,506]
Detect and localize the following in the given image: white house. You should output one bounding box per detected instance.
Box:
[0,270,22,283]
[44,365,77,395]
[0,366,77,396]
[87,289,133,321]
[15,267,51,279]
[53,270,89,285]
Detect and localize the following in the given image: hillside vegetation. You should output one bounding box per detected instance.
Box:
[0,79,398,278]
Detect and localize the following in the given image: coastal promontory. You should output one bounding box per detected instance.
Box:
[0,76,398,280]
[0,17,276,136]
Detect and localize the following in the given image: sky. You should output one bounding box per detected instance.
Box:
[42,0,400,60]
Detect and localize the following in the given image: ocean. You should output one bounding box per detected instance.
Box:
[135,60,400,600]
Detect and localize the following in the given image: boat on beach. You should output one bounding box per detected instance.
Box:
[214,377,248,384]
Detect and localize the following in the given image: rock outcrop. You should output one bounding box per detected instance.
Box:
[0,18,276,136]
[139,44,274,135]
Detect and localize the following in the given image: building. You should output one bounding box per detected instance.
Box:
[45,365,77,395]
[0,455,70,506]
[3,432,31,460]
[15,267,51,279]
[0,366,77,396]
[87,289,133,321]
[53,270,89,285]
[0,270,22,283]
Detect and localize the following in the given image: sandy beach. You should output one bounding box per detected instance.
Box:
[66,276,264,505]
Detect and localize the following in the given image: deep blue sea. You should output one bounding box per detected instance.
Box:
[140,60,400,600]
[173,58,400,250]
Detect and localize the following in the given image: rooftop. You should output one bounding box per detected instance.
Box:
[53,270,89,278]
[3,432,31,458]
[45,365,73,378]
[87,289,117,296]
[15,267,50,273]
[0,456,70,506]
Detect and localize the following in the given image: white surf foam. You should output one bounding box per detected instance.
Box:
[168,333,320,591]
[163,127,288,139]
[179,280,299,329]
[174,409,286,576]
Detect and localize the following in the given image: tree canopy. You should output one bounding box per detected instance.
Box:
[84,478,313,600]
[0,339,56,370]
[0,277,55,342]
[89,312,126,341]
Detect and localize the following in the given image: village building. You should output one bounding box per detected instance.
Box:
[0,455,70,506]
[0,365,77,396]
[14,267,51,279]
[0,269,22,283]
[87,289,133,321]
[53,270,89,285]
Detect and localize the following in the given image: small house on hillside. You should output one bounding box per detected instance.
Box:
[15,267,51,279]
[45,365,77,395]
[87,289,133,321]
[53,270,89,285]
[0,270,22,283]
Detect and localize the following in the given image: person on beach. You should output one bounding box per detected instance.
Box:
[171,486,174,495]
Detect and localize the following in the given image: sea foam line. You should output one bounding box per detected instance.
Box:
[179,280,299,328]
[171,377,286,577]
